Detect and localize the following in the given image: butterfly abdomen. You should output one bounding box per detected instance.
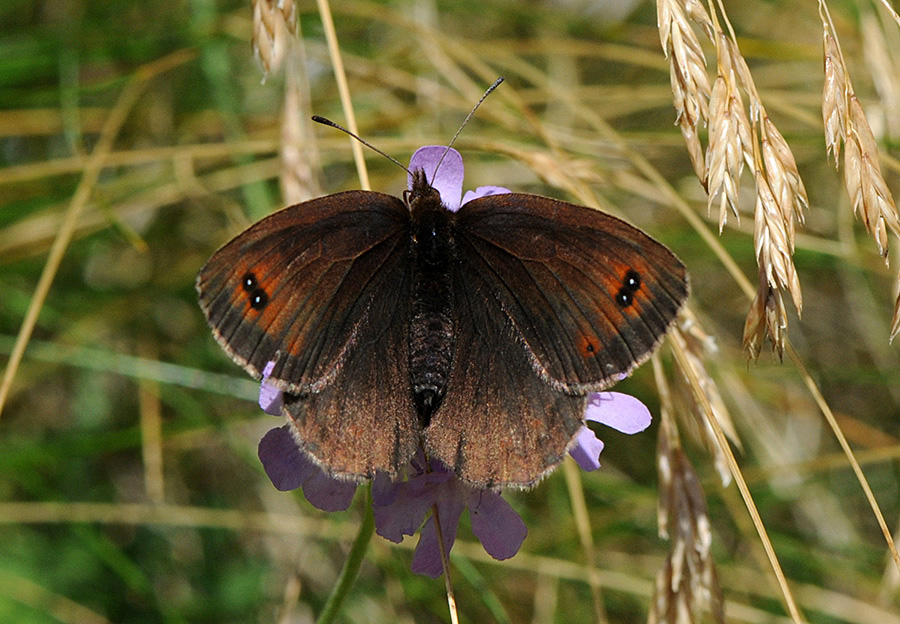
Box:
[408,203,455,426]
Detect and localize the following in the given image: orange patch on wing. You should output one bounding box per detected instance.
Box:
[578,333,599,359]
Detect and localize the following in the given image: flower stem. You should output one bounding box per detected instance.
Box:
[316,486,374,624]
[432,504,459,624]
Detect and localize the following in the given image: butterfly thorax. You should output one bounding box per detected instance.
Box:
[407,175,455,427]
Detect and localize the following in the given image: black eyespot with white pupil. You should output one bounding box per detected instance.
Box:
[242,271,269,310]
[615,269,642,307]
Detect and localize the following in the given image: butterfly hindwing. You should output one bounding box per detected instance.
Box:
[425,258,586,488]
[282,262,420,481]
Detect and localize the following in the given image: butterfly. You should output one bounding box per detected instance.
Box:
[197,145,688,489]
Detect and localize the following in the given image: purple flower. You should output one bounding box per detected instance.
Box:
[568,392,652,471]
[408,145,511,211]
[371,454,527,578]
[258,361,283,415]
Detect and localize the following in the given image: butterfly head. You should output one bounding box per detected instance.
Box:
[405,168,444,219]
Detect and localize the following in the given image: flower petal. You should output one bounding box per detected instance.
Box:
[584,392,652,434]
[258,361,283,415]
[461,185,511,205]
[372,480,435,544]
[468,491,527,560]
[410,499,466,578]
[258,426,315,491]
[258,427,356,511]
[408,146,463,211]
[569,426,606,471]
[302,469,357,512]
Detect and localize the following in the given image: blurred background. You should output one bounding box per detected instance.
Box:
[1,0,899,622]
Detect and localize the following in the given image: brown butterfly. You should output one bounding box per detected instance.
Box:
[197,145,688,489]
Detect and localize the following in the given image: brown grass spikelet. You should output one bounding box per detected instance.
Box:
[252,0,298,79]
[761,116,809,240]
[820,9,900,262]
[658,0,713,186]
[845,96,900,259]
[650,393,724,624]
[706,36,753,233]
[742,156,803,358]
[822,30,848,163]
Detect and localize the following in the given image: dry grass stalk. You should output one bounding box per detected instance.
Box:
[649,395,724,624]
[279,32,321,205]
[893,268,900,341]
[280,79,318,205]
[657,0,713,186]
[252,0,298,79]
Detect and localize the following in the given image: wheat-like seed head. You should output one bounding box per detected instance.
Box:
[650,403,724,624]
[252,0,297,79]
[822,31,848,164]
[659,0,713,186]
[821,15,900,265]
[845,96,900,259]
[706,71,749,232]
[821,12,900,338]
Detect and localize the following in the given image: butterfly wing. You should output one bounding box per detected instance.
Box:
[197,191,421,479]
[197,191,409,391]
[282,262,418,480]
[453,193,688,391]
[426,193,688,488]
[426,261,586,488]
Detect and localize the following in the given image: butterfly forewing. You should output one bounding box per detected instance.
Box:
[197,191,411,392]
[454,193,688,391]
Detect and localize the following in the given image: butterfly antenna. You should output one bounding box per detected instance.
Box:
[431,76,505,178]
[311,115,411,175]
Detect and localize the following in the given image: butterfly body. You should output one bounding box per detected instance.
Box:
[408,176,456,424]
[198,157,688,489]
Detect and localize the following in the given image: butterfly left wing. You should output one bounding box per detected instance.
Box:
[197,192,421,480]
